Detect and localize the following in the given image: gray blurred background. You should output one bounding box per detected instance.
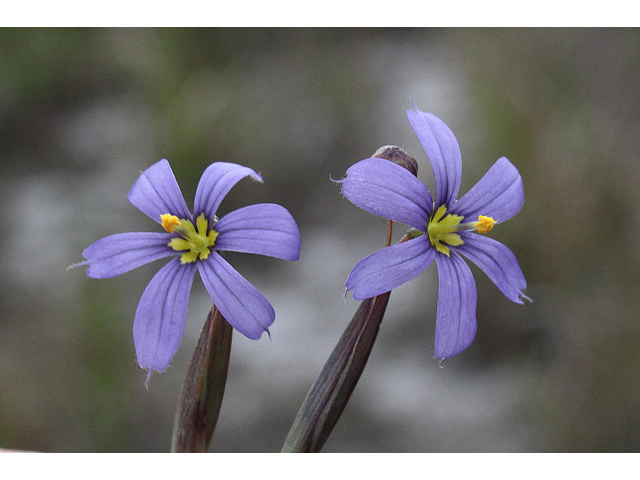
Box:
[0,28,638,452]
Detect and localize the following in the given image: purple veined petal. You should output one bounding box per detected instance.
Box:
[452,157,524,223]
[407,107,462,208]
[193,162,263,225]
[133,258,197,378]
[340,158,432,230]
[79,232,175,279]
[127,159,192,223]
[434,252,477,359]
[197,252,274,340]
[345,235,435,300]
[214,203,301,261]
[456,233,531,304]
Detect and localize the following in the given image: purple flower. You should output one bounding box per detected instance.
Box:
[75,159,300,377]
[340,107,530,359]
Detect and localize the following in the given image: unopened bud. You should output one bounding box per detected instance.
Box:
[371,145,418,177]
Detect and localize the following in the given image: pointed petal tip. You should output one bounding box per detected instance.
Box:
[141,361,170,389]
[434,330,476,360]
[144,368,153,389]
[251,172,264,183]
[330,172,345,185]
[344,287,365,302]
[67,260,88,272]
[241,323,271,340]
[519,291,533,304]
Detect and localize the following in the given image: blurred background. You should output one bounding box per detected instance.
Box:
[0,28,639,452]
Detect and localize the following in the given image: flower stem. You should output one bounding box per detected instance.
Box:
[281,224,401,452]
[171,304,232,452]
[281,291,391,452]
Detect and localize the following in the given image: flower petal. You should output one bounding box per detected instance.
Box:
[452,157,524,223]
[193,162,263,224]
[345,235,435,300]
[127,159,191,223]
[434,252,477,359]
[80,232,175,279]
[407,107,462,208]
[197,252,274,340]
[340,158,432,230]
[133,257,197,376]
[457,233,531,304]
[214,204,301,261]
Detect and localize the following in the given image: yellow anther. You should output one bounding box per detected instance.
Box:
[163,212,218,264]
[475,215,496,234]
[160,214,182,233]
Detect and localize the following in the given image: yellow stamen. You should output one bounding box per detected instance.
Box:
[163,212,218,264]
[475,215,496,234]
[160,214,182,233]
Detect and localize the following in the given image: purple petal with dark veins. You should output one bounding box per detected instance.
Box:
[127,159,191,223]
[452,157,524,223]
[457,233,530,304]
[407,108,462,208]
[198,252,274,340]
[215,203,301,261]
[133,257,197,376]
[81,232,175,279]
[340,158,432,230]
[194,162,262,225]
[345,235,435,300]
[434,252,477,359]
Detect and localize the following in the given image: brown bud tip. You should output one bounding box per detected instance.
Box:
[371,145,418,177]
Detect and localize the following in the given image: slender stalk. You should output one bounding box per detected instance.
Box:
[281,226,405,452]
[281,291,391,452]
[171,305,232,452]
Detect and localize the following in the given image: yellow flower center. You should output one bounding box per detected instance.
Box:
[426,206,496,256]
[160,213,218,264]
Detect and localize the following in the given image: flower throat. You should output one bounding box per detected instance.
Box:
[161,213,218,264]
[426,205,496,256]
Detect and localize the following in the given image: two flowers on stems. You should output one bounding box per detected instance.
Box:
[72,106,530,450]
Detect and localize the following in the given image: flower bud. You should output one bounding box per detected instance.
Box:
[371,145,418,177]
